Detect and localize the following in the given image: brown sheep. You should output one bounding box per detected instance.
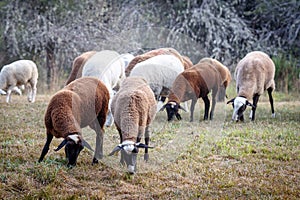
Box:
[65,51,96,85]
[38,77,109,167]
[198,57,232,101]
[227,51,275,121]
[109,77,157,174]
[161,62,223,122]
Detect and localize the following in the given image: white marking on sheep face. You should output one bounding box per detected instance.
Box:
[121,140,135,154]
[232,97,247,121]
[68,134,80,144]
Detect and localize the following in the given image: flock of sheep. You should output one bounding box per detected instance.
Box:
[0,48,276,174]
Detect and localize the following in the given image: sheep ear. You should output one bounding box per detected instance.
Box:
[135,143,154,149]
[227,98,235,104]
[0,89,6,95]
[179,105,187,112]
[246,101,255,108]
[54,139,68,151]
[108,145,122,156]
[159,104,167,111]
[82,139,94,152]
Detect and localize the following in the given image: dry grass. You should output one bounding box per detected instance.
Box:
[0,93,299,199]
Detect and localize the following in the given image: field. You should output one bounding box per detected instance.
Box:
[0,92,299,199]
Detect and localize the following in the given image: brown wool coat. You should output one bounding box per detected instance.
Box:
[45,77,109,139]
[65,51,97,85]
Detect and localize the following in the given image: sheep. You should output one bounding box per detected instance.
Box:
[129,54,185,111]
[0,60,38,103]
[65,51,96,85]
[82,50,128,127]
[38,77,109,167]
[161,61,226,122]
[125,47,192,76]
[108,76,157,174]
[227,51,275,122]
[198,57,232,101]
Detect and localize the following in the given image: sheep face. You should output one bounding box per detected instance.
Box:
[109,141,152,174]
[162,102,184,121]
[227,97,255,122]
[55,134,92,167]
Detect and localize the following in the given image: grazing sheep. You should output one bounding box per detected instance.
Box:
[109,77,157,174]
[65,51,96,85]
[125,47,191,76]
[82,50,127,127]
[198,57,232,101]
[0,60,38,103]
[38,77,109,167]
[227,51,275,121]
[129,54,185,111]
[161,62,225,122]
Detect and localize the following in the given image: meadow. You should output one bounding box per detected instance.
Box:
[0,90,299,199]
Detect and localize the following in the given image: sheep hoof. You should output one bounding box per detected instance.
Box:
[272,113,276,118]
[144,153,149,162]
[92,157,99,164]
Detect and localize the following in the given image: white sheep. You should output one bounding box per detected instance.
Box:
[227,51,276,121]
[109,76,157,174]
[0,60,38,103]
[38,77,109,167]
[82,50,128,127]
[129,54,185,111]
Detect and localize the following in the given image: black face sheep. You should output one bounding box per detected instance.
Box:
[161,62,225,122]
[38,77,109,167]
[65,51,97,85]
[227,51,275,122]
[109,77,157,174]
[0,60,38,103]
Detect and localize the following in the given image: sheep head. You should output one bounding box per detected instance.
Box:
[227,96,255,122]
[160,101,187,121]
[55,134,93,167]
[109,140,153,174]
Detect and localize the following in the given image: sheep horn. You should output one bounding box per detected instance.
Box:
[159,104,167,111]
[108,145,122,156]
[82,139,94,152]
[179,105,187,112]
[227,98,235,104]
[246,100,255,108]
[54,139,68,151]
[135,143,154,149]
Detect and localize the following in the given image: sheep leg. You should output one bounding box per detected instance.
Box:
[38,132,53,162]
[210,88,218,120]
[202,96,210,120]
[189,99,197,122]
[30,83,37,103]
[93,114,106,163]
[144,126,150,162]
[267,87,275,117]
[250,94,260,121]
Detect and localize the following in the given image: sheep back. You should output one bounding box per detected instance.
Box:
[45,77,109,138]
[169,62,220,103]
[125,48,185,76]
[129,55,184,97]
[235,51,275,99]
[0,60,38,89]
[111,77,157,141]
[65,51,96,85]
[198,57,232,88]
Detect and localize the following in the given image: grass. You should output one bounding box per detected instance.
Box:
[0,92,299,199]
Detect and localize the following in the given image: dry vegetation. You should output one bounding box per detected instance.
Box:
[0,91,299,199]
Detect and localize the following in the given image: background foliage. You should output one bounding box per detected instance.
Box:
[0,0,299,92]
